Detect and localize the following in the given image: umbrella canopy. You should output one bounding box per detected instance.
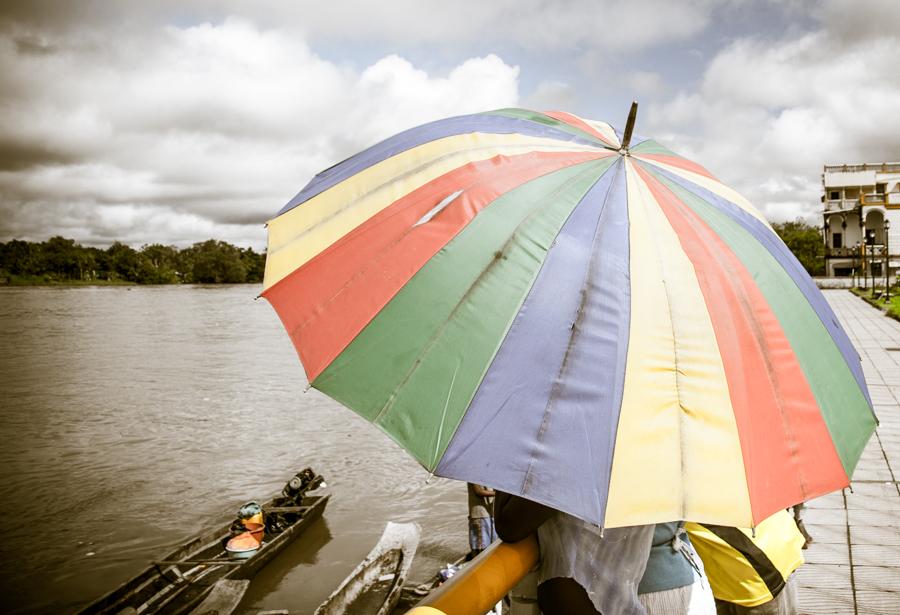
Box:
[261,107,877,528]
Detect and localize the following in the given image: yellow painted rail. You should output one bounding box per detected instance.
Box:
[406,535,539,615]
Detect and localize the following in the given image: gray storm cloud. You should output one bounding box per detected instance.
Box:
[0,12,519,248]
[1,0,898,247]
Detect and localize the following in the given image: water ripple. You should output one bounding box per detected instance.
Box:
[0,286,466,613]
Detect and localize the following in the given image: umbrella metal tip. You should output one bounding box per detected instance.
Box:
[621,101,639,151]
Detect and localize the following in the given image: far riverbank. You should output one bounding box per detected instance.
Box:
[0,275,262,287]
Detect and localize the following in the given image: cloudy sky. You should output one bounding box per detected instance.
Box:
[1,0,898,250]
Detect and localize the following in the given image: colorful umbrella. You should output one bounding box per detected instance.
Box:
[261,106,877,528]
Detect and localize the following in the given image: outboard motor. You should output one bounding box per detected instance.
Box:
[281,467,325,504]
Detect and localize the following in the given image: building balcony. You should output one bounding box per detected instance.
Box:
[862,193,887,206]
[825,199,860,212]
[826,247,859,258]
[823,195,899,210]
[824,162,900,174]
[826,245,886,258]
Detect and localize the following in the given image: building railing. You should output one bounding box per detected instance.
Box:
[824,162,900,173]
[826,245,886,258]
[824,199,859,212]
[862,193,886,206]
[823,194,896,211]
[826,247,858,258]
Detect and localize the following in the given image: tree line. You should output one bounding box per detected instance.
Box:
[0,237,266,284]
[0,220,825,286]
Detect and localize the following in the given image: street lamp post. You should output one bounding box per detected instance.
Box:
[866,240,871,291]
[886,219,891,301]
[855,241,861,288]
[862,230,869,289]
[871,245,876,295]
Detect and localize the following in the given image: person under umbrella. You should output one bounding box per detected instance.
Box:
[495,491,651,614]
[686,509,805,614]
[466,483,496,560]
[495,492,715,615]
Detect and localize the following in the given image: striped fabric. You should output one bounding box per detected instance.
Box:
[262,108,877,528]
[686,510,805,607]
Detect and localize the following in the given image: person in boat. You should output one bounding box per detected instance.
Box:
[495,491,653,614]
[685,509,805,614]
[466,483,496,560]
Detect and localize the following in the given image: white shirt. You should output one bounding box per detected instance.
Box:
[537,512,654,615]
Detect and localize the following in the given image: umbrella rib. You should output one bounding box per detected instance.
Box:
[290,154,595,337]
[519,160,624,509]
[700,219,809,508]
[632,163,689,519]
[268,141,604,258]
[370,162,610,442]
[431,359,462,469]
[643,161,811,505]
[728,267,809,501]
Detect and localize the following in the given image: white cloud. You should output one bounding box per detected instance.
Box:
[182,0,721,53]
[2,0,897,246]
[0,18,520,247]
[643,21,900,224]
[349,54,519,145]
[819,0,900,42]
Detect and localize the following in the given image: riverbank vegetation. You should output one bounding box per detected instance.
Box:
[0,237,265,285]
[0,219,825,285]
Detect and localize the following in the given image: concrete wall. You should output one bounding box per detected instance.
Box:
[814,277,857,289]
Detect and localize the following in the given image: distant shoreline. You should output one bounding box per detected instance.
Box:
[0,276,260,287]
[2,237,265,285]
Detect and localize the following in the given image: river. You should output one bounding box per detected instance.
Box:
[0,285,467,614]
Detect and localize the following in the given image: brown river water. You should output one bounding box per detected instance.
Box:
[0,285,467,614]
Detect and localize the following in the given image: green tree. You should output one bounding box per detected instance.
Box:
[240,247,265,283]
[138,243,180,284]
[188,240,247,283]
[106,242,142,281]
[1,237,265,284]
[772,219,825,276]
[0,239,43,276]
[88,246,109,280]
[42,236,93,280]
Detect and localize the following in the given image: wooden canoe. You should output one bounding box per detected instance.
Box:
[394,552,467,612]
[188,579,249,615]
[314,521,419,615]
[78,470,330,615]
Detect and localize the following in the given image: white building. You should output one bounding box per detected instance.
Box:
[823,162,900,280]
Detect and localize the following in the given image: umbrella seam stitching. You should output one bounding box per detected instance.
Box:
[369,159,612,461]
[520,159,624,514]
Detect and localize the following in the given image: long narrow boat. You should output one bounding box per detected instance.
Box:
[314,521,419,615]
[395,552,508,615]
[394,552,467,612]
[78,469,330,615]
